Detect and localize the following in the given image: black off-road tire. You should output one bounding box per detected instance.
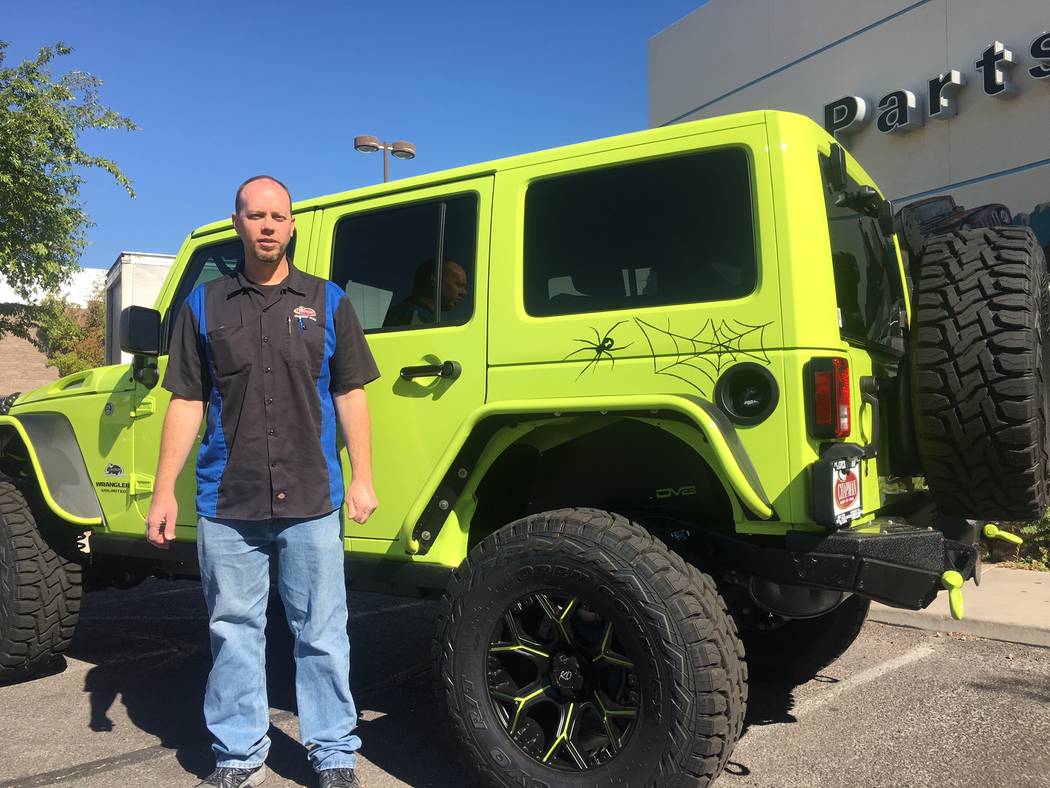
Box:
[911,227,1050,520]
[737,595,869,684]
[434,508,747,787]
[0,479,83,683]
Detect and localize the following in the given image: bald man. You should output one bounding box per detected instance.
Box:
[148,176,378,788]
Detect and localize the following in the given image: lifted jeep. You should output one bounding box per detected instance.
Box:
[1,111,1046,786]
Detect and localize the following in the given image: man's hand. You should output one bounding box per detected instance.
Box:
[146,492,178,548]
[344,478,378,524]
[333,388,377,526]
[146,396,203,549]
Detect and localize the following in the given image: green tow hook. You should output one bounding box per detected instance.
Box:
[982,523,1024,546]
[941,570,965,621]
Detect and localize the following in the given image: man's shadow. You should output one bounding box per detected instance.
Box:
[73,579,810,786]
[74,579,463,786]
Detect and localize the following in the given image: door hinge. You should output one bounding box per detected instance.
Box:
[129,473,154,495]
[131,398,156,419]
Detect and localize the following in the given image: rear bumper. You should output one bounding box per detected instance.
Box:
[781,521,978,609]
[711,520,978,610]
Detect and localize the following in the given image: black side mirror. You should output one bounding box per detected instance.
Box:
[120,306,161,356]
[120,306,161,389]
[825,143,848,193]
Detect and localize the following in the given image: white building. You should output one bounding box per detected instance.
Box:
[650,0,1050,261]
[104,252,175,364]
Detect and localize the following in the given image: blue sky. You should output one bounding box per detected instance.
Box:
[6,0,702,270]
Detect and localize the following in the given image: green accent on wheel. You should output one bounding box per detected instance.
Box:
[509,685,549,735]
[542,702,576,763]
[490,644,551,659]
[595,621,635,668]
[536,594,576,645]
[594,691,638,752]
[486,591,641,771]
[594,692,637,718]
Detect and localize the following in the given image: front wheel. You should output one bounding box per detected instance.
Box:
[435,508,747,787]
[0,480,83,683]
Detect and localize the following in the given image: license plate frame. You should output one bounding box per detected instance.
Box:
[830,456,862,526]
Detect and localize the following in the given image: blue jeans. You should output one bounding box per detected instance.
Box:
[197,510,359,771]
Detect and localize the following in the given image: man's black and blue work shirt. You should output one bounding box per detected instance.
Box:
[162,262,380,521]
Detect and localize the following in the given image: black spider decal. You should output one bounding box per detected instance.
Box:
[563,321,634,379]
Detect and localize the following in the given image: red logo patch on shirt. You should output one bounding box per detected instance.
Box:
[292,306,317,320]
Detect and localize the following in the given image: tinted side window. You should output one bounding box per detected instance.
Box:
[523,147,757,317]
[820,158,904,348]
[162,238,245,349]
[330,194,477,332]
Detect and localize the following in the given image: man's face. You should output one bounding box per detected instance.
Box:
[233,179,295,265]
[440,261,468,309]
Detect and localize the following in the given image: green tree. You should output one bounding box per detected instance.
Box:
[0,41,135,338]
[35,279,106,377]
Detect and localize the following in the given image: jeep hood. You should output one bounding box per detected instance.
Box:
[8,364,136,409]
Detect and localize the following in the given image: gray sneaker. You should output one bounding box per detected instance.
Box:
[197,764,268,787]
[318,768,360,788]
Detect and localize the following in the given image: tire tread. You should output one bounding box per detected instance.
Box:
[0,480,82,683]
[911,227,1050,519]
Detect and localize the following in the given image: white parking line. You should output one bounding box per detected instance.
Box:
[350,600,427,621]
[791,644,936,718]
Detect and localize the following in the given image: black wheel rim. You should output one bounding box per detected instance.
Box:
[486,592,640,771]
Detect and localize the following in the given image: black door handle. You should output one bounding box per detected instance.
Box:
[400,360,462,381]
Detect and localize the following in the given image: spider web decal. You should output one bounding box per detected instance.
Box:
[635,317,773,393]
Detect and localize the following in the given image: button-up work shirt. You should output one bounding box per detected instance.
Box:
[162,262,380,521]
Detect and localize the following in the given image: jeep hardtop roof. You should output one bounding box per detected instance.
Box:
[190,110,870,239]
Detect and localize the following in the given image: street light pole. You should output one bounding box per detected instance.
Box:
[354,135,416,183]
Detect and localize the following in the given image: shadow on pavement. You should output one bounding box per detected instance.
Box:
[68,579,464,787]
[743,679,799,727]
[67,577,814,787]
[968,675,1050,705]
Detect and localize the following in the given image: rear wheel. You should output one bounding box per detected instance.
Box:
[911,227,1050,520]
[736,595,869,684]
[0,479,83,683]
[435,508,747,787]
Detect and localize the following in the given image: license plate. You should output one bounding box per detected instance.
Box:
[831,457,862,526]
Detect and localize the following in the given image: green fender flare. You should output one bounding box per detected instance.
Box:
[0,414,103,526]
[399,394,774,554]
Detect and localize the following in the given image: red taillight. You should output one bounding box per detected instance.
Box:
[813,369,833,426]
[807,357,851,439]
[833,358,850,438]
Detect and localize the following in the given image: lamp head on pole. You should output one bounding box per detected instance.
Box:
[353,134,381,153]
[390,140,416,160]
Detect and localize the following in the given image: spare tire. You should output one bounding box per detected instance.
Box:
[910,227,1050,520]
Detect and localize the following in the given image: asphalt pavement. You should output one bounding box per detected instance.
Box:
[0,578,1047,787]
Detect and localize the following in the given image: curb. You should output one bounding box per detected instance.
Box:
[868,606,1050,649]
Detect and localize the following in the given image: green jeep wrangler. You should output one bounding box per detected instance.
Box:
[1,110,1046,786]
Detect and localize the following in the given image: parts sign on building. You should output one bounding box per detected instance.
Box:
[825,32,1050,136]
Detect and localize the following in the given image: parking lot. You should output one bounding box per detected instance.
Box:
[1,578,1048,787]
